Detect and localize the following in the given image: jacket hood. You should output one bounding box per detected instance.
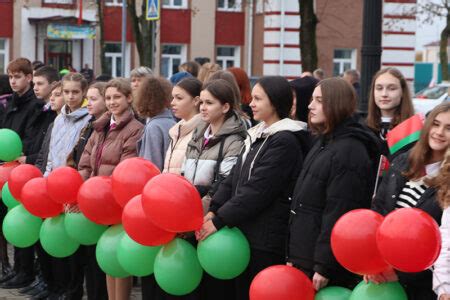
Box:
[169,113,203,140]
[192,112,247,143]
[247,118,307,140]
[326,114,383,160]
[60,105,89,121]
[147,108,174,122]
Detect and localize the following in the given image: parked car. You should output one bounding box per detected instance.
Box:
[413,82,449,115]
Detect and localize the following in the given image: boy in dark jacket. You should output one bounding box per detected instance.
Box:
[0,58,38,289]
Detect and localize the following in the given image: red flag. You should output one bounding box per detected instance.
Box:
[387,114,424,154]
[78,0,83,25]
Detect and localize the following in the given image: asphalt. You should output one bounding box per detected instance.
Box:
[0,245,143,300]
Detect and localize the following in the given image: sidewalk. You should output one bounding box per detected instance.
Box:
[0,245,142,300]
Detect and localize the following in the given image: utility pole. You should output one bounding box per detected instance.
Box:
[359,0,382,115]
[121,0,127,77]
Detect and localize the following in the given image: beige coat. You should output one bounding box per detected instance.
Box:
[163,114,203,175]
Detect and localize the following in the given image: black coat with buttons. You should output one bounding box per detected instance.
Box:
[372,151,442,291]
[210,129,311,256]
[287,116,382,285]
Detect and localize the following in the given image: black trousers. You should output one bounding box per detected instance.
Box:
[35,243,52,284]
[13,246,35,276]
[85,245,107,300]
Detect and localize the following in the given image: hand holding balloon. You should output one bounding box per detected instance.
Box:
[196,220,217,241]
[363,266,398,284]
[312,272,329,291]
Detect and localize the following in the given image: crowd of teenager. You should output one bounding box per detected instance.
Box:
[0,57,449,300]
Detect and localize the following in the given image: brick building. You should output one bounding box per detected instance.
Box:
[0,0,416,82]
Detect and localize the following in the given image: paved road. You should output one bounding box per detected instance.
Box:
[0,245,143,300]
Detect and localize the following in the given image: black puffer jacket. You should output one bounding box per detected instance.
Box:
[23,102,56,164]
[0,88,38,140]
[210,119,311,256]
[372,151,442,291]
[287,116,382,284]
[35,123,53,173]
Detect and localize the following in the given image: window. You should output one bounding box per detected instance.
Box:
[105,43,122,78]
[0,39,9,75]
[216,46,240,69]
[163,0,187,8]
[105,0,122,6]
[217,0,241,11]
[161,44,186,78]
[42,0,74,4]
[333,49,356,77]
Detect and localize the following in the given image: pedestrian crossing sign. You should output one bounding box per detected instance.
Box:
[146,0,160,20]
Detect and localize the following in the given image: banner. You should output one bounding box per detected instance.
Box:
[146,0,160,20]
[47,24,95,39]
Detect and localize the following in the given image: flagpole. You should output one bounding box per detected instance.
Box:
[121,0,127,77]
[372,155,384,200]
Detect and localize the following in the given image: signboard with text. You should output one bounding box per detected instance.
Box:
[47,24,95,39]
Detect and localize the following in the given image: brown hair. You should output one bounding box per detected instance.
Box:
[202,79,236,118]
[207,70,241,109]
[404,102,450,180]
[308,77,356,135]
[228,67,252,105]
[366,68,414,133]
[7,58,33,75]
[88,82,107,97]
[50,81,62,92]
[198,62,221,83]
[134,76,171,118]
[62,72,89,93]
[179,61,200,77]
[426,149,450,208]
[104,78,132,98]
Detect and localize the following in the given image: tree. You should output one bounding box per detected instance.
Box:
[299,0,318,72]
[127,0,155,68]
[400,0,449,80]
[96,0,107,74]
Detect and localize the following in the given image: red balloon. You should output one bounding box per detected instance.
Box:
[78,176,123,225]
[0,161,20,190]
[21,177,63,218]
[142,173,203,233]
[8,164,42,200]
[331,209,389,275]
[112,158,160,207]
[249,265,315,300]
[122,195,175,246]
[377,208,441,273]
[47,167,83,204]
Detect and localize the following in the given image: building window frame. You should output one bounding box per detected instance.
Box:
[162,0,187,9]
[105,42,130,78]
[0,39,9,75]
[105,0,123,7]
[217,0,242,12]
[216,46,240,69]
[161,44,186,78]
[333,48,357,77]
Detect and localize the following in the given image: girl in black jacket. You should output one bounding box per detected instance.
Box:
[369,102,450,300]
[197,76,310,300]
[287,78,382,291]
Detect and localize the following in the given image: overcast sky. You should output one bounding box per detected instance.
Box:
[415,0,446,50]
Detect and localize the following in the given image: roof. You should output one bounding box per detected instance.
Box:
[28,16,95,25]
[424,40,450,47]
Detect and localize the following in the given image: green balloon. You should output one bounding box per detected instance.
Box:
[197,227,250,279]
[64,213,108,245]
[349,281,407,300]
[2,182,19,209]
[0,129,23,162]
[2,205,42,247]
[40,215,80,258]
[154,238,203,296]
[315,286,352,300]
[96,225,130,278]
[117,233,161,277]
